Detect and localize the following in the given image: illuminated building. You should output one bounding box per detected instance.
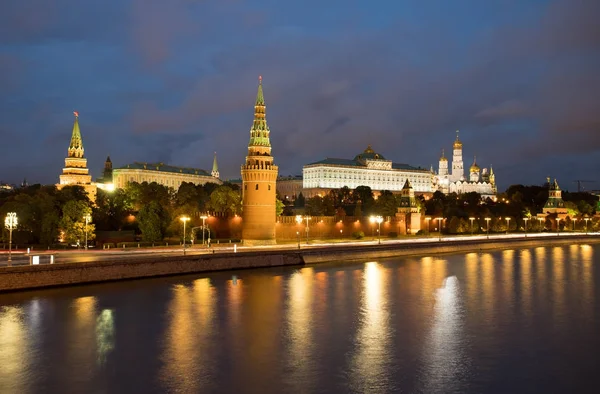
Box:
[57,112,97,200]
[241,76,279,245]
[111,162,221,190]
[395,179,422,234]
[302,145,433,197]
[539,178,568,217]
[433,131,496,197]
[277,175,303,201]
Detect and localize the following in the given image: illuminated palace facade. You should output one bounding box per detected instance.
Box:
[110,160,222,190]
[302,145,433,197]
[433,131,496,198]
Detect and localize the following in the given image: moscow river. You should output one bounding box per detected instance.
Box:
[1,244,599,393]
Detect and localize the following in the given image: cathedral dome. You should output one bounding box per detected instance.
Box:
[470,157,480,172]
[453,130,462,149]
[439,149,447,162]
[354,145,386,161]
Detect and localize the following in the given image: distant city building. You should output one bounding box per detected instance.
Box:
[241,76,279,245]
[277,175,303,201]
[433,131,496,197]
[539,178,568,217]
[111,162,221,190]
[302,145,433,197]
[0,183,14,192]
[57,112,97,200]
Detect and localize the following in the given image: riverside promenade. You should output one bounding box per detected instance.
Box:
[1,232,599,292]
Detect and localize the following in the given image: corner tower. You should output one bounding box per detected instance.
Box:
[211,152,220,178]
[241,76,279,245]
[57,112,97,200]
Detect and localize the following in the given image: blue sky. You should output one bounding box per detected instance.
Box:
[1,0,599,191]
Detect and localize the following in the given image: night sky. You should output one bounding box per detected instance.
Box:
[1,0,599,191]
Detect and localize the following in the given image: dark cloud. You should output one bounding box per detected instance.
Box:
[0,0,599,191]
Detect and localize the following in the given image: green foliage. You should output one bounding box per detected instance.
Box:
[59,200,95,244]
[352,231,364,239]
[294,192,306,208]
[137,201,167,242]
[388,231,398,238]
[375,190,399,217]
[206,185,241,216]
[276,198,285,216]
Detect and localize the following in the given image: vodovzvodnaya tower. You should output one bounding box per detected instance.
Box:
[241,76,279,245]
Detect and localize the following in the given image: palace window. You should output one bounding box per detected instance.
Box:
[255,184,259,190]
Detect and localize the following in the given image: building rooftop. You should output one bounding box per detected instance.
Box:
[116,162,211,177]
[306,157,426,171]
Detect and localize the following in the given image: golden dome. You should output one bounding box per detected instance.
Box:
[439,149,447,162]
[453,130,462,149]
[470,157,480,172]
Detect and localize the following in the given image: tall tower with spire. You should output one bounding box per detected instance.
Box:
[450,130,464,182]
[211,152,220,178]
[57,112,97,200]
[241,76,279,245]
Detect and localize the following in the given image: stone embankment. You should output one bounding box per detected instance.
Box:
[1,235,598,292]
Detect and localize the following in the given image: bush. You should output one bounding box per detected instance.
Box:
[415,230,424,235]
[388,231,398,238]
[352,231,365,239]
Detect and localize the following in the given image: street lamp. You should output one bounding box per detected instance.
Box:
[369,216,376,240]
[469,217,475,236]
[538,217,544,232]
[200,215,208,246]
[505,217,511,234]
[584,217,590,234]
[436,217,443,241]
[556,218,561,235]
[523,217,529,237]
[296,215,310,244]
[425,217,431,236]
[296,231,300,249]
[340,229,343,242]
[84,214,91,250]
[180,216,190,255]
[4,212,17,264]
[572,218,577,232]
[485,217,491,239]
[370,215,383,244]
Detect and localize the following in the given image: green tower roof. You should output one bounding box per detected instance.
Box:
[68,111,84,158]
[248,76,271,148]
[212,152,219,173]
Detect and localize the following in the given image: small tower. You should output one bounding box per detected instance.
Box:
[489,165,496,193]
[57,111,97,201]
[211,152,220,179]
[395,179,422,235]
[469,156,480,182]
[241,76,279,245]
[438,149,448,176]
[450,130,464,182]
[103,156,113,183]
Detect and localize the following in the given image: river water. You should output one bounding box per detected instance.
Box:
[1,244,599,394]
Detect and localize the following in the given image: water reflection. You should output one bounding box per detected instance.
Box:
[551,247,566,319]
[160,278,216,393]
[96,309,115,365]
[350,262,392,393]
[0,306,29,393]
[421,276,469,393]
[286,268,315,390]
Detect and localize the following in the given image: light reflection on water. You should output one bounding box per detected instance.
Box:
[0,244,599,394]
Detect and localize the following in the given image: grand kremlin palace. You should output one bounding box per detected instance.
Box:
[301,146,433,197]
[110,161,221,190]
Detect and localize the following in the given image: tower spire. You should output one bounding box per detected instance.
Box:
[248,75,271,149]
[211,151,220,178]
[68,111,84,158]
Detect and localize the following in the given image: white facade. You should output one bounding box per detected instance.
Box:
[433,132,496,197]
[303,146,433,194]
[111,162,222,190]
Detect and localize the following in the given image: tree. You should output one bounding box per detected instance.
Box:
[60,200,95,245]
[352,186,375,214]
[137,201,167,242]
[206,186,242,216]
[276,198,284,216]
[375,190,398,217]
[294,192,306,208]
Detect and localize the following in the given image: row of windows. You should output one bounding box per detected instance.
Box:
[243,184,272,191]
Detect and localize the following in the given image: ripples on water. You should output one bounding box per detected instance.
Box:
[1,244,599,393]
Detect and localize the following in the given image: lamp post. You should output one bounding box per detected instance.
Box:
[296,231,300,249]
[469,217,475,236]
[572,218,577,232]
[373,215,383,244]
[425,217,431,236]
[485,217,491,239]
[436,217,443,241]
[200,215,208,246]
[369,216,376,240]
[180,216,190,255]
[296,215,310,244]
[538,217,544,232]
[556,218,561,235]
[4,212,17,264]
[584,217,590,234]
[523,217,529,237]
[505,217,511,234]
[84,214,91,250]
[340,229,343,242]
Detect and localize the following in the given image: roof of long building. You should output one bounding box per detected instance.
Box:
[115,162,211,176]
